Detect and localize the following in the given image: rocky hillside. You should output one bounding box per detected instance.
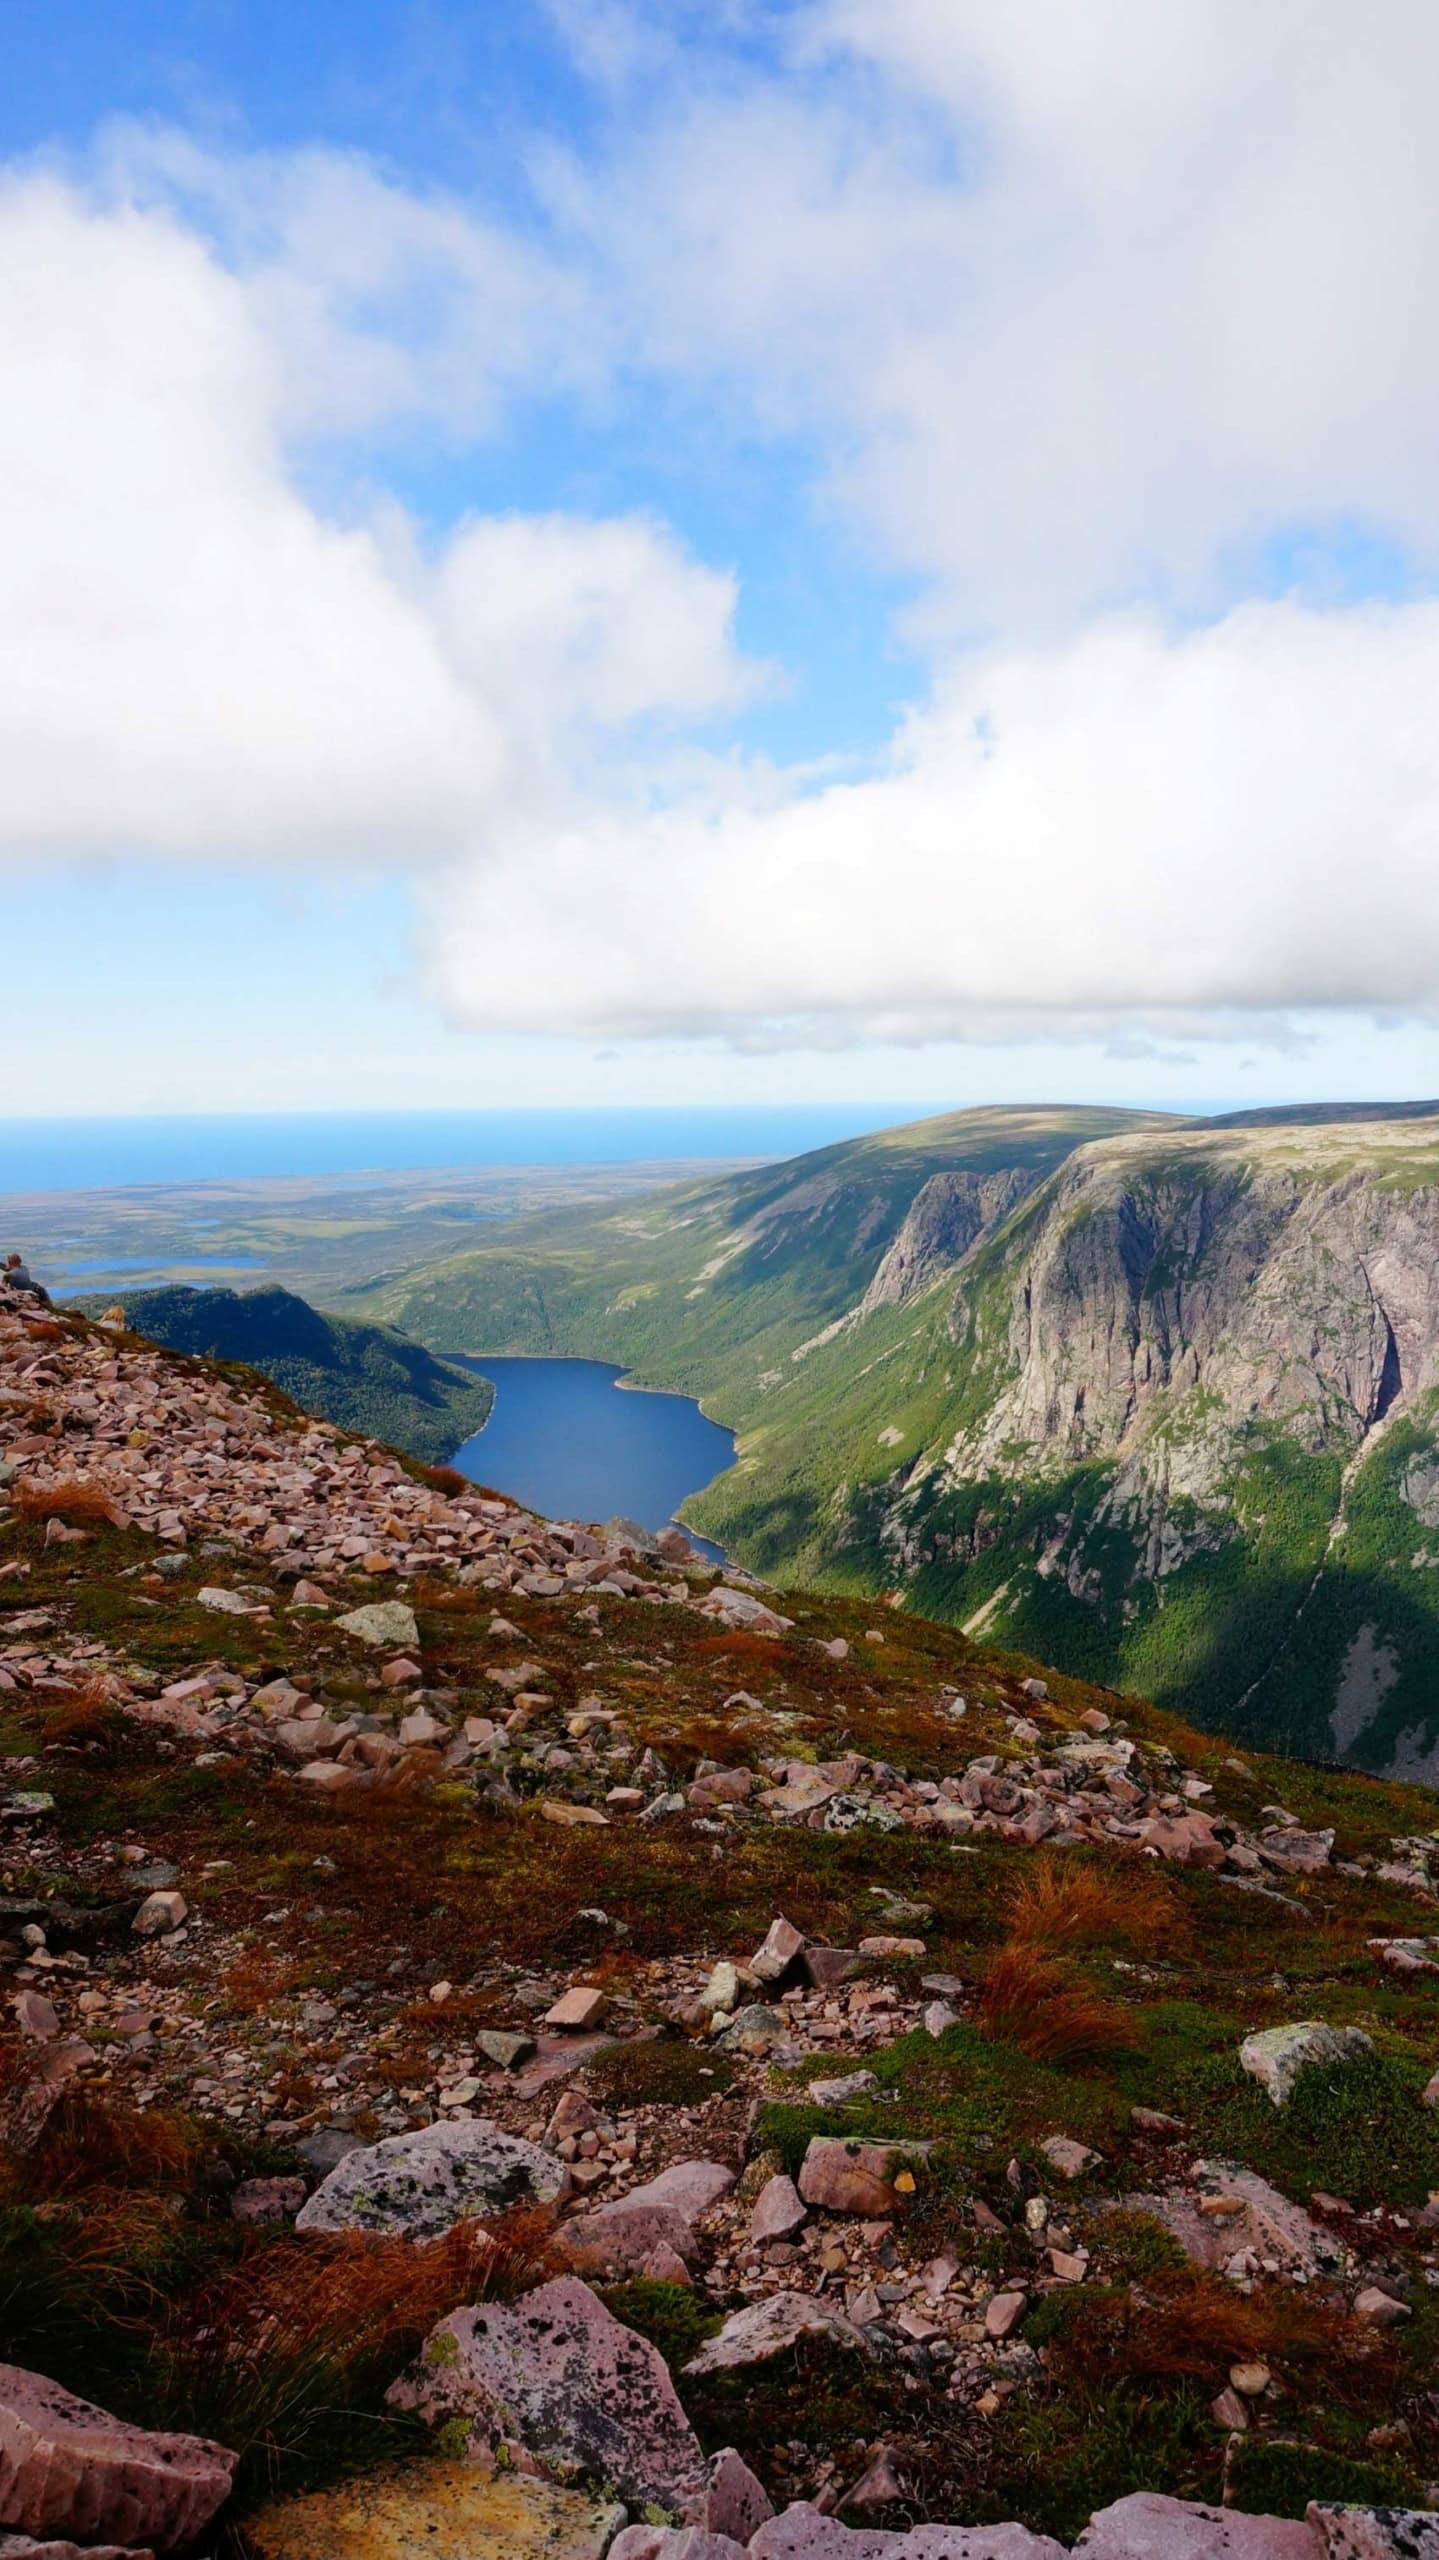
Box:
[79,1281,494,1466]
[4,1261,1439,2558]
[347,1104,1439,1781]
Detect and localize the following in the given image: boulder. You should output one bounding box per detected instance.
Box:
[1039,2137,1100,2181]
[1308,2509,1439,2558]
[752,1918,806,1983]
[1110,2167,1344,2281]
[1237,2023,1374,2107]
[1074,2493,1316,2558]
[799,2138,924,2217]
[610,2537,747,2560]
[558,2161,735,2275]
[245,2459,625,2560]
[684,2292,872,2376]
[706,2449,774,2543]
[335,1601,420,1651]
[0,2363,234,2554]
[388,2276,706,2516]
[750,2174,808,2242]
[295,2117,567,2239]
[132,1891,186,1938]
[750,2506,899,2559]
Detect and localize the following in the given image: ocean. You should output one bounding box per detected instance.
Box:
[0,1105,944,1195]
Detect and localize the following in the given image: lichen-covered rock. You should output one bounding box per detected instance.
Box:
[683,2293,872,2376]
[294,2117,568,2239]
[1308,2506,1439,2558]
[245,2460,625,2560]
[1237,2023,1375,2107]
[0,2363,234,2554]
[334,1601,420,1650]
[388,2276,706,2515]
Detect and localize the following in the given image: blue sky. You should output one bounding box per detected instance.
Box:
[6,1,1439,1116]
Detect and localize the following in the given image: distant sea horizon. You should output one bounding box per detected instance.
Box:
[0,1100,1259,1196]
[0,1104,940,1195]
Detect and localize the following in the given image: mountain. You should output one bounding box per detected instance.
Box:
[5,1265,1439,2551]
[347,1103,1439,1776]
[86,1281,494,1465]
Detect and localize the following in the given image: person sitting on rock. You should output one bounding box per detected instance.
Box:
[3,1252,51,1306]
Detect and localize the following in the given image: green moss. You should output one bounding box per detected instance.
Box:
[585,2038,737,2109]
[598,2279,719,2372]
[1179,2048,1439,2208]
[1226,2440,1418,2520]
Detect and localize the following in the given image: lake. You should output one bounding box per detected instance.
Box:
[449,1356,735,1561]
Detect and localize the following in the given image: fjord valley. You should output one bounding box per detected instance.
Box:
[347,1102,1439,1781]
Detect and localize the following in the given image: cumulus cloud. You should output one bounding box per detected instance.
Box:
[558,0,1439,626]
[425,597,1439,1042]
[0,171,749,868]
[11,9,1439,1059]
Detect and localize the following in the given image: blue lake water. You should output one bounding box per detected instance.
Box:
[450,1356,735,1561]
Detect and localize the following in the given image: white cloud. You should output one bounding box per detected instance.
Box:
[0,171,749,869]
[554,0,1439,626]
[425,596,1439,1042]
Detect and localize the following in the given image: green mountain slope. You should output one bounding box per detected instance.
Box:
[341,1102,1174,1404]
[345,1102,1439,1776]
[91,1283,494,1465]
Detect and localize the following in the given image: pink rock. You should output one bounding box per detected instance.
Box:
[1074,2492,1317,2559]
[558,2201,699,2277]
[706,2447,774,2543]
[893,2531,1068,2558]
[641,2244,694,2285]
[11,1994,58,2044]
[800,2138,914,2217]
[751,2505,899,2559]
[131,1890,186,1938]
[684,2294,871,2377]
[0,2362,234,2553]
[387,2276,706,2514]
[544,1986,609,2032]
[751,2174,808,2242]
[983,2290,1028,2340]
[559,2158,735,2274]
[622,2160,730,2215]
[610,2536,749,2560]
[380,1656,424,1685]
[752,1917,806,1984]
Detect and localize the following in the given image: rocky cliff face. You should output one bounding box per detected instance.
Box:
[860,1167,1039,1311]
[853,1121,1439,1774]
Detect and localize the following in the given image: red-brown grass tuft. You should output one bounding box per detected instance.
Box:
[157,2205,557,2496]
[12,1476,124,1527]
[30,1672,126,1749]
[977,1942,1141,2066]
[424,1464,472,1498]
[21,2089,205,2200]
[1004,1855,1191,1960]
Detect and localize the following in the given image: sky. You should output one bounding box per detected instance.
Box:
[6,0,1439,1119]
